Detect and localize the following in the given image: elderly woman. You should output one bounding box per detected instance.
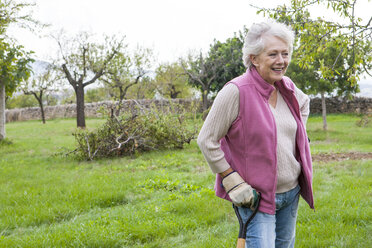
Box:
[197,21,314,247]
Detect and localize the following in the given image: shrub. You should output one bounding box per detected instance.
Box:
[355,114,371,127]
[70,104,197,160]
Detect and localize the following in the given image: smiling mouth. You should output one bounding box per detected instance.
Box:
[272,68,284,72]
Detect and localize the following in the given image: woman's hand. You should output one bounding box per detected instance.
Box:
[221,171,258,209]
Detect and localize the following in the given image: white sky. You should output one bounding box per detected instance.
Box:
[8,0,372,91]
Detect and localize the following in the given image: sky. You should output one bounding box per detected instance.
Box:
[8,0,372,95]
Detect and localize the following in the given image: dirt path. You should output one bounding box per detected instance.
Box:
[312,152,372,162]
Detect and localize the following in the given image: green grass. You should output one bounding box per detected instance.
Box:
[307,114,372,153]
[0,115,371,247]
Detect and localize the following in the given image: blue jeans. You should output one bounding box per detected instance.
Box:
[236,185,301,248]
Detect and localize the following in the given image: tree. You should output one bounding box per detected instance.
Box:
[181,52,222,113]
[0,0,39,140]
[54,31,125,128]
[0,41,33,139]
[254,0,371,130]
[207,32,247,93]
[154,62,191,99]
[20,62,58,124]
[102,45,153,115]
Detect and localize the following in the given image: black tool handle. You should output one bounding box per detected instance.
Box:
[233,193,261,247]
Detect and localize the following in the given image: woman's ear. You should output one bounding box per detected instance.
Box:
[250,54,259,67]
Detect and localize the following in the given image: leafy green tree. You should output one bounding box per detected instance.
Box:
[0,0,39,140]
[154,62,192,99]
[54,31,125,128]
[0,41,33,139]
[288,44,360,130]
[207,32,247,93]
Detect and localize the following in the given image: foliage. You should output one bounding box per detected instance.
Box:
[70,104,197,160]
[0,41,33,97]
[59,88,76,104]
[85,87,111,103]
[255,0,372,85]
[0,0,39,140]
[154,62,192,99]
[0,0,42,36]
[125,75,157,99]
[255,0,369,130]
[207,32,247,93]
[355,114,371,127]
[181,30,248,111]
[5,93,38,109]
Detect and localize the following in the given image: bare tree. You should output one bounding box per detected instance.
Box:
[102,45,153,116]
[21,61,59,124]
[54,31,125,128]
[181,52,221,113]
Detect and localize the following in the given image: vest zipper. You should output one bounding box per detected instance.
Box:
[267,100,278,211]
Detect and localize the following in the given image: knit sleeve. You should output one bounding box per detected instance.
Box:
[294,85,310,126]
[197,83,239,174]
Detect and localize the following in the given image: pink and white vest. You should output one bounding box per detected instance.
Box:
[216,67,314,214]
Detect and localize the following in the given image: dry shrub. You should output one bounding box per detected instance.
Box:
[71,103,198,160]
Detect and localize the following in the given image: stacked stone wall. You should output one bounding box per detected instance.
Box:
[5,97,372,123]
[309,97,372,115]
[5,99,199,123]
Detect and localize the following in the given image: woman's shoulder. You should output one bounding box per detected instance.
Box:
[218,83,239,99]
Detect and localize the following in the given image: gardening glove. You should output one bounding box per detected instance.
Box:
[222,171,258,209]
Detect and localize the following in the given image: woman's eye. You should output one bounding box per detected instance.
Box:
[269,54,276,57]
[283,53,289,57]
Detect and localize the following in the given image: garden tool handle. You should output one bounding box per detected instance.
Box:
[233,192,261,248]
[236,238,246,248]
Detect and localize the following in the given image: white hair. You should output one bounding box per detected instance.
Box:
[242,21,295,68]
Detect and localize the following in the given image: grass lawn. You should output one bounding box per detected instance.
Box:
[0,115,371,247]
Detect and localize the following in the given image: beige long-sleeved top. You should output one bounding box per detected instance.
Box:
[197,83,310,193]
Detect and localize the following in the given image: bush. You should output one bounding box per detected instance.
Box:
[70,104,198,160]
[355,114,371,127]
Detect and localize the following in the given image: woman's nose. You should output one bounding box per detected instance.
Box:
[277,54,284,64]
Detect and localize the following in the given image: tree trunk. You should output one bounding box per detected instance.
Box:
[201,89,209,120]
[75,85,86,128]
[0,81,5,140]
[170,85,180,99]
[37,98,46,124]
[33,92,46,124]
[321,92,327,131]
[202,89,209,113]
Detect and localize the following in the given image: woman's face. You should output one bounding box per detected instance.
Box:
[250,36,290,85]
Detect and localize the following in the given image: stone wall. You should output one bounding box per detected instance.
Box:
[309,97,372,115]
[5,99,199,123]
[5,97,372,123]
